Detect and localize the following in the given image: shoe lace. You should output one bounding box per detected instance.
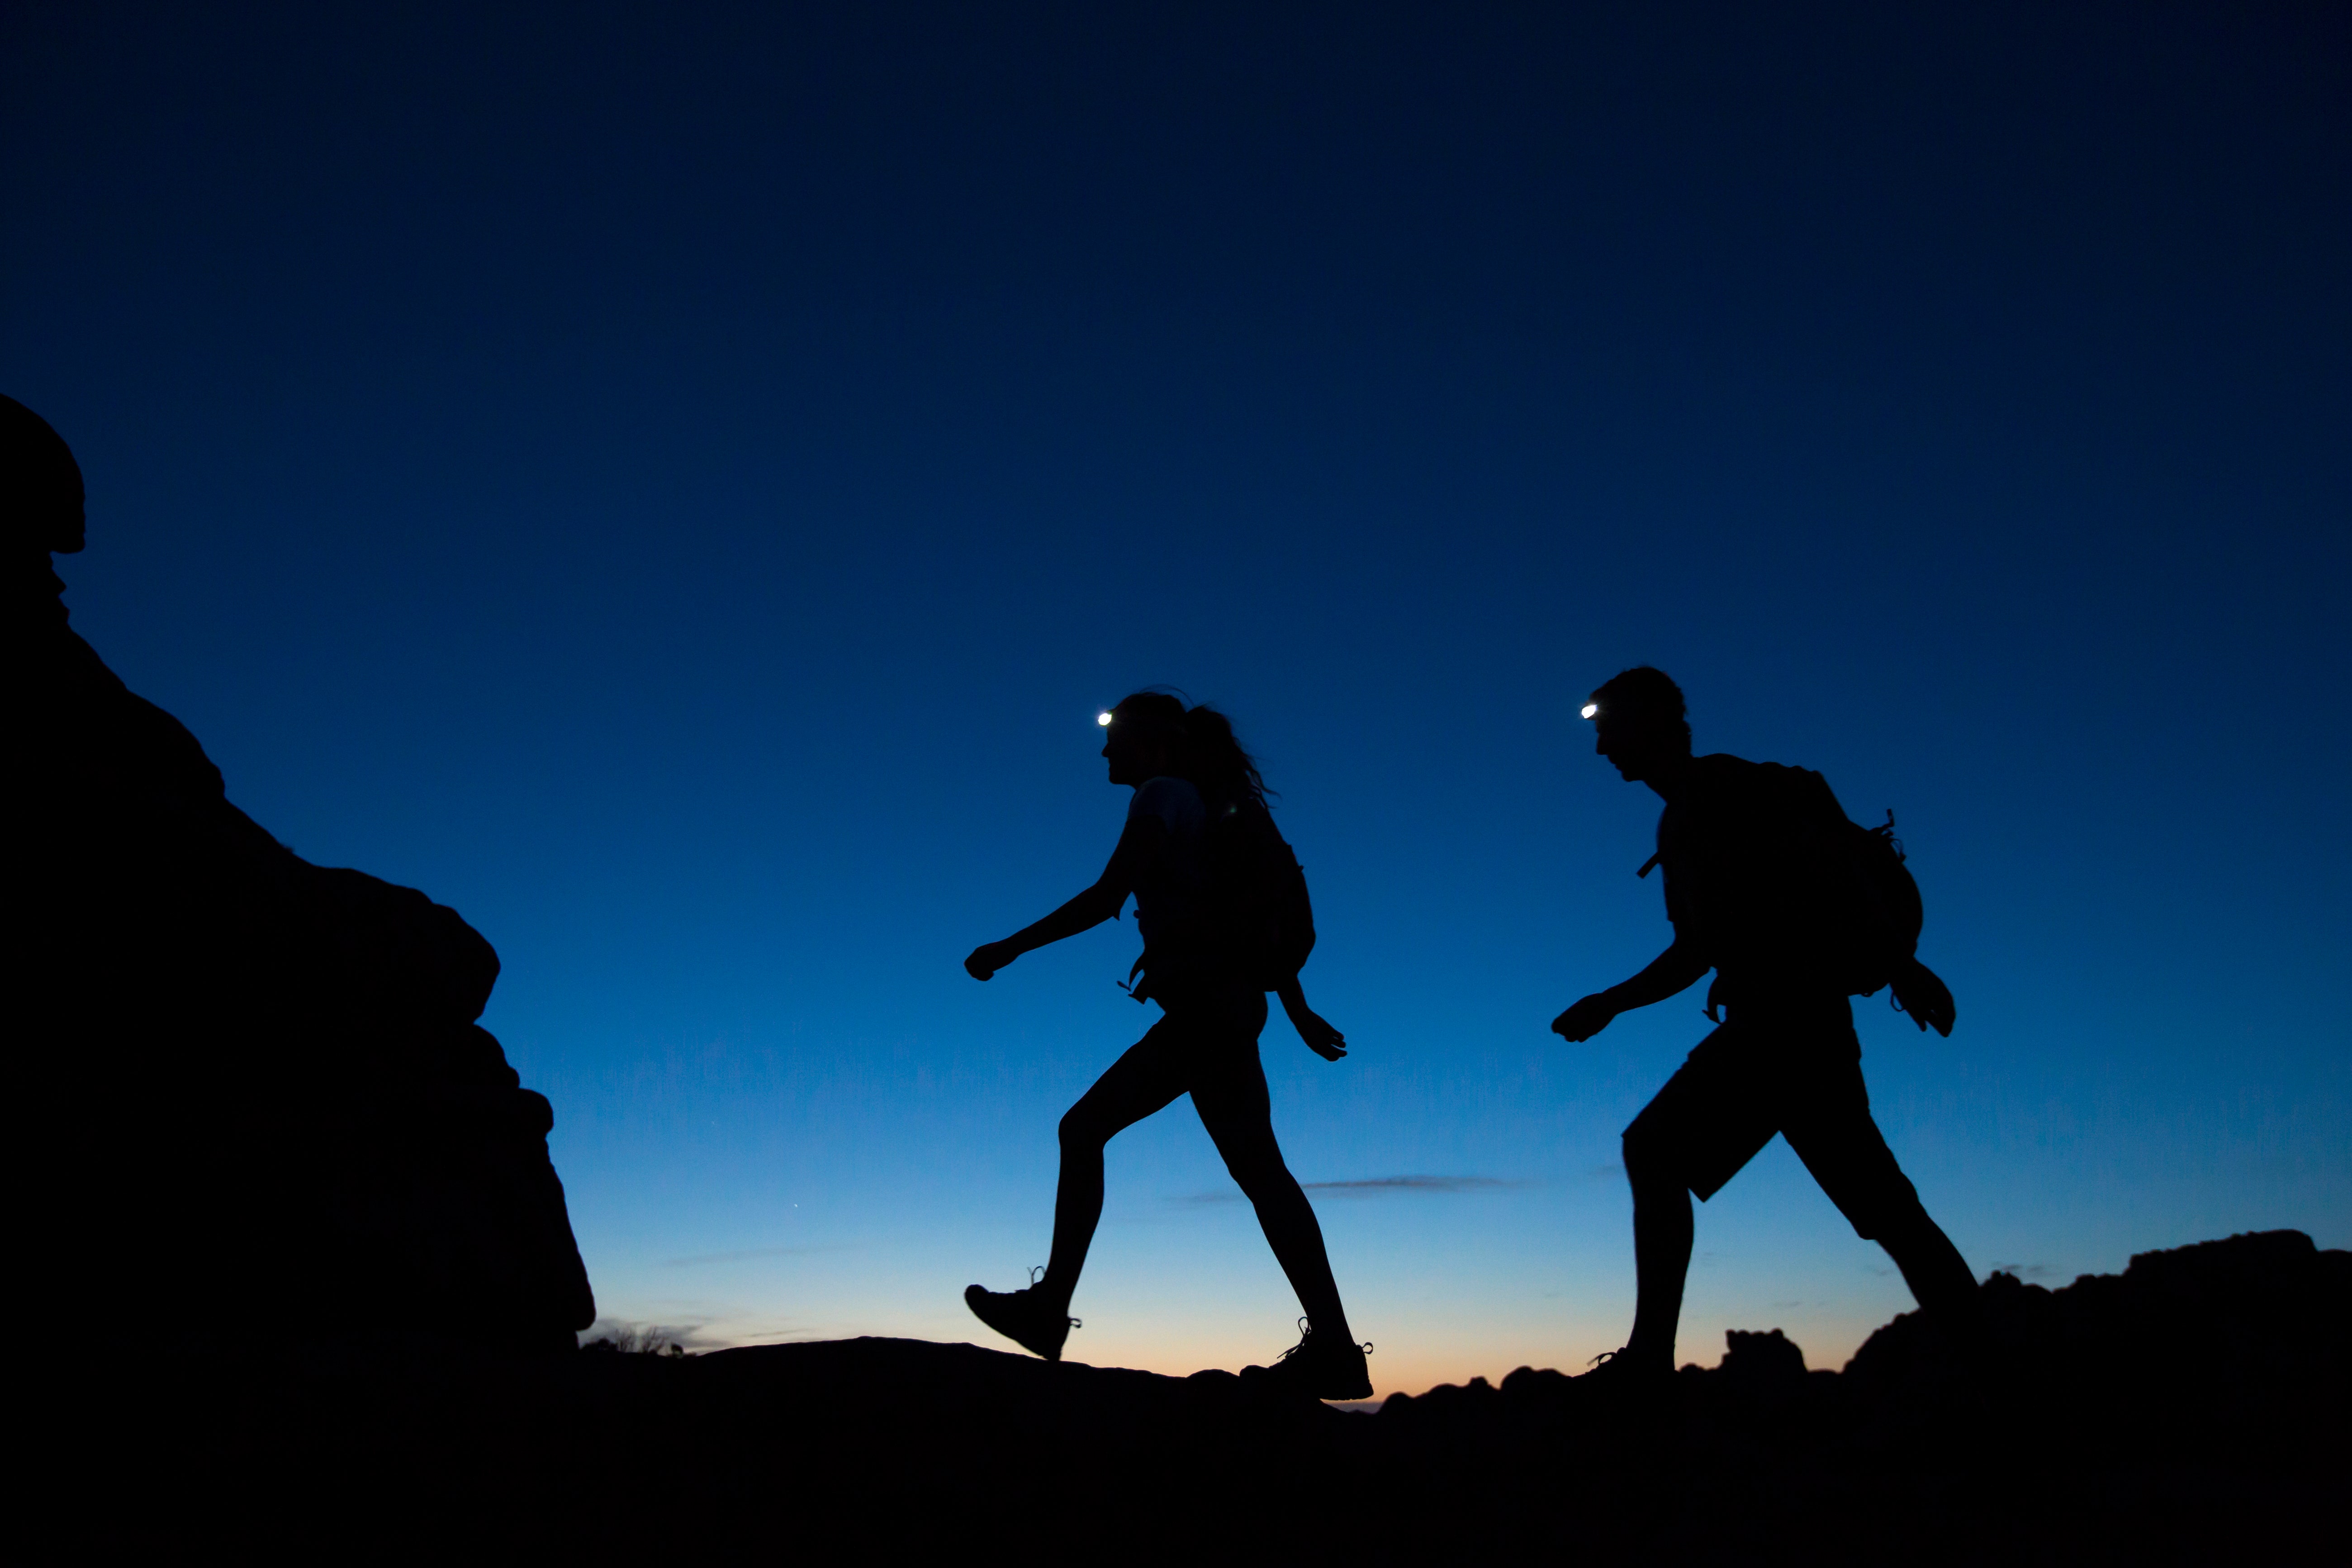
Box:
[1587,1347,1622,1369]
[1274,1317,1372,1362]
[1026,1265,1080,1331]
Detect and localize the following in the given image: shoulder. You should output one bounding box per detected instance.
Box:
[1696,756,1849,839]
[1694,753,1762,786]
[1669,754,1758,821]
[1698,753,1822,808]
[1669,755,1815,848]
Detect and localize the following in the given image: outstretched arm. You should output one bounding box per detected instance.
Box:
[1551,936,1710,1042]
[1276,975,1348,1062]
[965,815,1164,980]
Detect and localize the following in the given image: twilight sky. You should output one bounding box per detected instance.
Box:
[7,1,2346,1394]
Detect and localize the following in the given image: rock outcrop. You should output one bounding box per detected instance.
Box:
[10,394,592,1351]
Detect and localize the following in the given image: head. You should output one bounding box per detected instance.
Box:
[1099,691,1270,806]
[3,394,87,559]
[1584,666,1692,785]
[1100,691,1190,787]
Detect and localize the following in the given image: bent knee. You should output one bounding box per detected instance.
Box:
[1621,1124,1674,1184]
[1057,1107,1110,1152]
[1835,1177,1926,1243]
[1220,1145,1295,1199]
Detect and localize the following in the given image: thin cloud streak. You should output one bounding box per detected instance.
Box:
[1173,1175,1524,1205]
[1306,1176,1525,1196]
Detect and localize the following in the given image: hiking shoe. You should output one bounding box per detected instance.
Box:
[1575,1347,1674,1402]
[1266,1317,1374,1401]
[963,1275,1077,1362]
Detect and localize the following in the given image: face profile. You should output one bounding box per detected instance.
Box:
[1099,706,1173,788]
[1589,716,1678,787]
[1592,721,1644,782]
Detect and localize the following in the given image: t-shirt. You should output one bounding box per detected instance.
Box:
[1655,753,1850,1007]
[1126,775,1209,966]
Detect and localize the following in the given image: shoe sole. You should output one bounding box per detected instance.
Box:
[963,1284,1067,1362]
[1264,1357,1371,1400]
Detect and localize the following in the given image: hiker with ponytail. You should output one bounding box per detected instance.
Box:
[960,691,1370,1398]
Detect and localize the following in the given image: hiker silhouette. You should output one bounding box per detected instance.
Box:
[961,692,1371,1397]
[1554,667,1981,1383]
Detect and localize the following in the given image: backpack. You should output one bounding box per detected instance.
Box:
[1753,764,1926,999]
[1644,762,1928,1001]
[1823,795,1925,999]
[1202,796,1317,991]
[1824,787,1954,1032]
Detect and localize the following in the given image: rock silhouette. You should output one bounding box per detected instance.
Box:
[45,1230,2345,1560]
[11,394,592,1352]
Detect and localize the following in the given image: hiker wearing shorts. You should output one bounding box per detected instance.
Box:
[1553,667,1980,1383]
[961,692,1371,1398]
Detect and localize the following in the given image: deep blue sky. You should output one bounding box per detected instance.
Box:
[8,2,2346,1390]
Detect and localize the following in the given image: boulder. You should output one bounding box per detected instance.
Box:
[10,393,593,1352]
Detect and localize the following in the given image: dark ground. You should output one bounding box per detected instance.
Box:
[43,1228,2346,1563]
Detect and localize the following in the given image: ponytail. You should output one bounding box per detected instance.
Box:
[1180,703,1269,811]
[1106,690,1272,810]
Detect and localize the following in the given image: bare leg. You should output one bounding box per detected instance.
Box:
[1038,1025,1189,1313]
[1191,1035,1355,1342]
[1787,1093,1982,1336]
[1875,1205,1982,1335]
[1622,1135,1694,1373]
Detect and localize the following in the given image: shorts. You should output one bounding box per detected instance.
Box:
[1622,996,1924,1240]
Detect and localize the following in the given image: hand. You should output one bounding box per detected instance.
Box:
[1890,961,1956,1037]
[1289,1006,1349,1062]
[1551,994,1617,1042]
[1115,952,1155,1006]
[965,940,1018,981]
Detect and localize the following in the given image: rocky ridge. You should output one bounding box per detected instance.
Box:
[55,1229,2347,1562]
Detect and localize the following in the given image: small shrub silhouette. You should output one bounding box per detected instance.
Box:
[579,1322,687,1356]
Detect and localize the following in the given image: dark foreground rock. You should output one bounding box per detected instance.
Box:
[42,1230,2347,1562]
[11,394,593,1352]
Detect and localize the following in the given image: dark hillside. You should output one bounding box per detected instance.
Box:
[13,398,593,1354]
[46,1229,2345,1562]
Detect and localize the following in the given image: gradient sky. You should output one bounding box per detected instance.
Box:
[7,2,2346,1395]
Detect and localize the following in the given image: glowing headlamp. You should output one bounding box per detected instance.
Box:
[1580,702,1600,720]
[1097,711,1114,727]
